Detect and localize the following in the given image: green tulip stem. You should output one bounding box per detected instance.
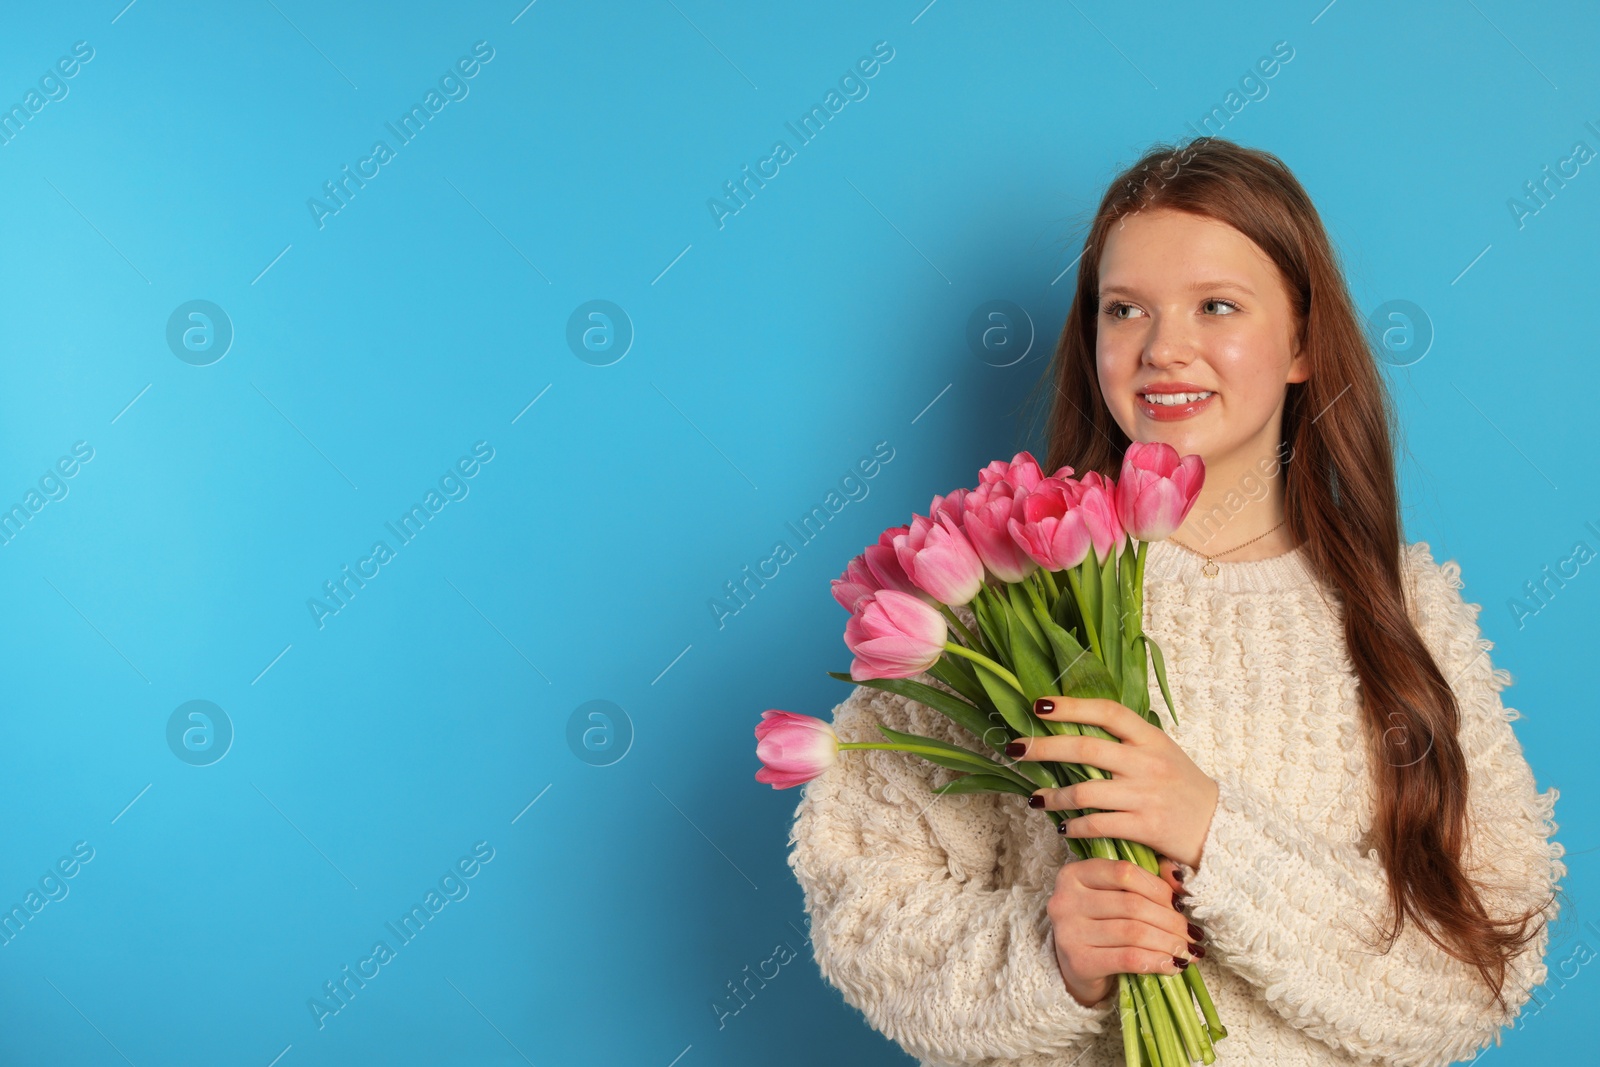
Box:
[836,741,992,765]
[1131,539,1148,636]
[939,605,983,650]
[941,642,1025,695]
[1065,567,1104,662]
[1118,973,1147,1067]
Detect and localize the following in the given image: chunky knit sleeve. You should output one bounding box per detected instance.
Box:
[1173,540,1566,1067]
[786,680,1117,1065]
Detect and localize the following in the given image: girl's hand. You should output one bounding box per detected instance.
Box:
[1010,696,1219,869]
[1048,855,1201,1007]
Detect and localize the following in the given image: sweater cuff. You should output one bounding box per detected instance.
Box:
[1170,774,1335,985]
[1172,775,1256,912]
[1028,918,1120,1032]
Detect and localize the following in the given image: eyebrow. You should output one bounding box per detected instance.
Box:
[1099,279,1257,298]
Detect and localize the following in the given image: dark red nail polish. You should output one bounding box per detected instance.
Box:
[1172,867,1185,883]
[1056,821,1068,835]
[1033,698,1054,715]
[1006,741,1026,757]
[1172,956,1190,969]
[1028,795,1045,808]
[1187,923,1203,941]
[1188,942,1205,959]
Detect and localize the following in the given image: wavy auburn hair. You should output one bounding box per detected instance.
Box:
[1021,136,1552,1014]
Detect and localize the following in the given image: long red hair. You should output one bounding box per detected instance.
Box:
[1021,136,1554,1013]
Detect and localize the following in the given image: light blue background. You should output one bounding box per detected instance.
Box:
[0,1,1594,1064]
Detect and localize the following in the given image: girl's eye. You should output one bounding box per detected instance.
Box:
[1099,298,1241,319]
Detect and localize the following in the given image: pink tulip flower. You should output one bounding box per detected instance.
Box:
[830,554,878,613]
[977,450,1047,493]
[835,522,943,613]
[1077,471,1127,564]
[1008,477,1094,571]
[962,479,1038,583]
[930,487,970,526]
[893,512,985,606]
[861,525,933,603]
[754,710,838,789]
[845,589,948,680]
[1116,441,1205,542]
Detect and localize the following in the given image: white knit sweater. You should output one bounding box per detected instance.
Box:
[786,539,1565,1066]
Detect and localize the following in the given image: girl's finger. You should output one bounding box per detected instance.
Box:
[1029,776,1137,813]
[1077,886,1194,948]
[1078,908,1195,959]
[1060,808,1144,845]
[1074,858,1170,907]
[1007,732,1141,774]
[1085,944,1191,978]
[1032,696,1158,744]
[1157,857,1187,905]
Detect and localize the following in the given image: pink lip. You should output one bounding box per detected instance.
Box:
[1137,390,1216,421]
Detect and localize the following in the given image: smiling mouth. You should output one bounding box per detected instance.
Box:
[1138,390,1215,406]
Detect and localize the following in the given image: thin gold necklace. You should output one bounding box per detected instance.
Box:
[1168,520,1288,579]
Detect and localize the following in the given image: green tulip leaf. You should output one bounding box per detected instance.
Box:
[1078,552,1103,651]
[873,724,1036,788]
[926,655,988,710]
[1032,607,1119,702]
[998,603,1057,705]
[1007,581,1048,652]
[1146,633,1180,729]
[1099,551,1123,683]
[828,671,1008,754]
[970,658,1034,734]
[968,588,1003,663]
[933,773,1039,799]
[1119,642,1149,720]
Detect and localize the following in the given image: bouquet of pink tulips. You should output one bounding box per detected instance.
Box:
[757,443,1226,1067]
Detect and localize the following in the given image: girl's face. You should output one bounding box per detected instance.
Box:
[1095,207,1310,473]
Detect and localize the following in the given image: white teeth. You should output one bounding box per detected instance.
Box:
[1141,391,1214,406]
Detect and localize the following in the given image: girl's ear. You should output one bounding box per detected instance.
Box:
[1287,333,1311,384]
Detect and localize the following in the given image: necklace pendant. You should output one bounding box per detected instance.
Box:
[1202,558,1219,579]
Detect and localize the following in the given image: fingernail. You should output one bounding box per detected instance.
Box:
[1005,741,1027,757]
[1188,942,1206,959]
[1172,867,1185,883]
[1172,956,1190,970]
[1187,923,1203,941]
[1033,698,1054,715]
[1028,794,1045,808]
[1056,821,1068,835]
